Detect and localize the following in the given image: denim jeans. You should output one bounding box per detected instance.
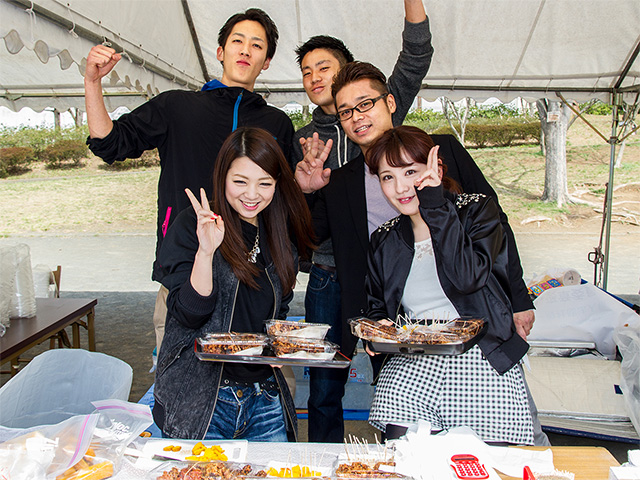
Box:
[305,265,349,442]
[204,378,288,441]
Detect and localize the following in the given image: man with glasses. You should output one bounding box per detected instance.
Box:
[293,0,433,443]
[296,61,547,446]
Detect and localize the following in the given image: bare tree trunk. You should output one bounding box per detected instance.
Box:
[615,139,626,168]
[440,97,471,145]
[53,108,61,131]
[69,107,83,127]
[536,99,571,206]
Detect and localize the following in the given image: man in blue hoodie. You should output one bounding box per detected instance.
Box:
[292,0,433,442]
[84,9,294,349]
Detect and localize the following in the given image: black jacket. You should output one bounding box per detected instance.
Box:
[311,136,532,357]
[87,86,294,282]
[365,185,529,374]
[154,209,298,440]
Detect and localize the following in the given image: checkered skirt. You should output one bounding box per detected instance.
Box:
[368,345,535,445]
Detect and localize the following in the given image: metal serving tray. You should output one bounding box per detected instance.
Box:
[367,321,488,356]
[194,341,351,368]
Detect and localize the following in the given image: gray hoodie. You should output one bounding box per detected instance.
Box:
[293,17,434,265]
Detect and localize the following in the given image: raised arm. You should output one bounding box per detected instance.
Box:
[405,0,427,23]
[388,0,433,125]
[84,45,121,139]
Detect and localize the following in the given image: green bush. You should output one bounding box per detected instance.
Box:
[100,149,161,170]
[43,139,89,169]
[0,126,89,160]
[0,146,36,178]
[403,109,447,132]
[289,111,313,131]
[432,121,541,148]
[580,100,613,116]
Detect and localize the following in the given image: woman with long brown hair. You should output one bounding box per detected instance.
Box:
[154,127,313,441]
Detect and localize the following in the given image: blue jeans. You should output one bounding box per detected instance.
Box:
[306,265,349,442]
[204,379,288,441]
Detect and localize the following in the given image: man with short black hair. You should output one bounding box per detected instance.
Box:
[84,8,294,350]
[293,1,433,443]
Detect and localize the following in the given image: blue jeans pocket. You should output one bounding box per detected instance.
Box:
[307,268,335,292]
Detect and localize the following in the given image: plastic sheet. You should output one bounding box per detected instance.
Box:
[529,283,638,359]
[0,349,133,430]
[614,318,640,436]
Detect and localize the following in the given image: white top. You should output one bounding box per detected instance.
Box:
[401,237,459,321]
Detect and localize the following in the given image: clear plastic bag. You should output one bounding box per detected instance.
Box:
[0,400,152,480]
[613,318,640,436]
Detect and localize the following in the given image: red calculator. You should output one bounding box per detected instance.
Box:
[450,454,489,479]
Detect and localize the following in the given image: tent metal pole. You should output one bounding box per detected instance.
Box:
[602,92,621,290]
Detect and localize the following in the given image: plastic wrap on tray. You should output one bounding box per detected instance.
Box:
[265,319,331,339]
[198,333,268,356]
[349,317,402,343]
[403,317,485,344]
[269,336,338,360]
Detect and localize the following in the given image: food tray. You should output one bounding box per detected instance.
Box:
[194,340,351,368]
[149,460,261,479]
[265,319,331,339]
[269,336,338,360]
[139,439,248,463]
[350,317,487,356]
[198,333,268,356]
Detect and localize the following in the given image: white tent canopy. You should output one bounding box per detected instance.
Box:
[2,0,639,112]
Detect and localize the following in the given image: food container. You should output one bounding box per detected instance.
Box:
[265,319,331,340]
[349,317,401,343]
[149,460,260,479]
[350,317,487,356]
[269,337,338,360]
[198,333,268,356]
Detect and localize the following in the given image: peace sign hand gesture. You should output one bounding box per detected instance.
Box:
[415,145,442,190]
[185,188,225,257]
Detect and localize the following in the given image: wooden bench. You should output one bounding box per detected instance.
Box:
[0,297,97,375]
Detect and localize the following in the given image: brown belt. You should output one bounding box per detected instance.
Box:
[313,263,337,273]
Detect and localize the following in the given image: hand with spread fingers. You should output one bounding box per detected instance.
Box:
[294,132,333,193]
[185,188,225,257]
[414,144,442,190]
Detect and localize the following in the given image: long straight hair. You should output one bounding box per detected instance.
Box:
[212,127,314,293]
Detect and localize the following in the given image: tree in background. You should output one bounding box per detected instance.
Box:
[440,97,472,144]
[536,99,572,206]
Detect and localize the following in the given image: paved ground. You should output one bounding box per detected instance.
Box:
[1,231,638,460]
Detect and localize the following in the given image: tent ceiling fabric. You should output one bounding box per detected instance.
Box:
[2,0,639,112]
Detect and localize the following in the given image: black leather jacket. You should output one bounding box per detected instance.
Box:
[154,209,298,439]
[365,185,529,374]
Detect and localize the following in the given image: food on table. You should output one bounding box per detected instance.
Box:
[265,319,331,339]
[335,460,400,478]
[184,441,228,461]
[264,465,323,477]
[56,448,113,480]
[269,337,338,360]
[157,462,254,480]
[199,333,268,355]
[349,318,401,343]
[163,445,182,452]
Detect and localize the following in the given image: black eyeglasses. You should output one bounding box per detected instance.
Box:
[336,93,389,121]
